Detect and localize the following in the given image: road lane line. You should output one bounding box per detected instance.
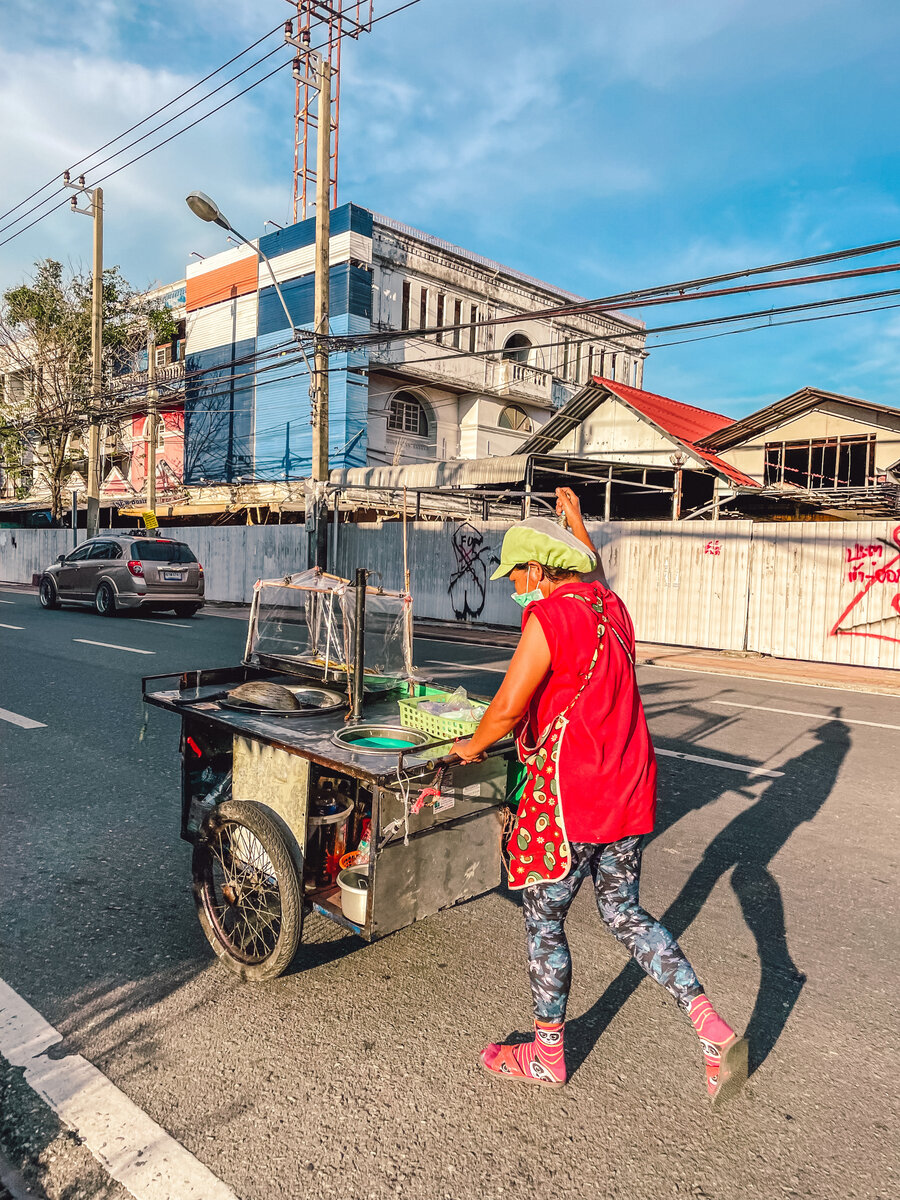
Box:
[0,707,46,730]
[0,622,24,630]
[0,599,16,604]
[132,619,192,629]
[656,748,783,777]
[427,658,508,674]
[73,639,155,655]
[0,979,239,1200]
[710,699,900,731]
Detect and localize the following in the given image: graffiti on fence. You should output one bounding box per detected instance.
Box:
[448,522,499,621]
[703,539,722,556]
[830,524,900,644]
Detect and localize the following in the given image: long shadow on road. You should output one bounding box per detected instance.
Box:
[566,721,850,1077]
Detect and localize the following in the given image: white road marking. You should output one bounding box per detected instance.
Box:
[133,619,192,629]
[656,747,784,778]
[0,599,16,604]
[427,657,508,674]
[73,639,155,655]
[0,622,24,630]
[0,706,46,730]
[710,699,900,731]
[0,979,239,1200]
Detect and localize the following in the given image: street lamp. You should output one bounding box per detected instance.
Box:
[185,191,302,341]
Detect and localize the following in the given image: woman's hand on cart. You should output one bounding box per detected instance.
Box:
[452,738,485,764]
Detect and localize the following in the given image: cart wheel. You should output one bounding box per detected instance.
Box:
[192,800,303,981]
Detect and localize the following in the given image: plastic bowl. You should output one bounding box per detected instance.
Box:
[337,865,370,925]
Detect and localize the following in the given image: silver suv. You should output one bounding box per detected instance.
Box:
[39,532,205,617]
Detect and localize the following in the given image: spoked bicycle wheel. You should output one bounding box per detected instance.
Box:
[192,800,303,981]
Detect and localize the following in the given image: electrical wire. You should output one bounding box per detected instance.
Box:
[0,18,290,232]
[9,282,900,437]
[0,0,424,251]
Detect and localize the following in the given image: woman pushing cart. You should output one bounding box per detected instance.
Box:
[453,487,748,1104]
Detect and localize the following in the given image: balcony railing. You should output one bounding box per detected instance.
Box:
[497,359,553,401]
[107,360,185,397]
[371,337,555,405]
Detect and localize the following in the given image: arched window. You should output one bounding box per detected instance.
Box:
[502,332,532,365]
[387,391,428,437]
[141,416,165,451]
[498,404,532,433]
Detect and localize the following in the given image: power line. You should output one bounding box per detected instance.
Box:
[0,0,424,254]
[0,19,290,233]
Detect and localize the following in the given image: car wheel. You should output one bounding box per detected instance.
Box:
[94,581,117,617]
[172,603,203,617]
[39,577,60,609]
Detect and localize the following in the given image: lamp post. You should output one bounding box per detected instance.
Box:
[185,189,327,566]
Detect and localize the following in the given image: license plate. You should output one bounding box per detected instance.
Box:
[163,571,183,581]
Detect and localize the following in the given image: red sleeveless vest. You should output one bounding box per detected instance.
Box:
[517,581,657,845]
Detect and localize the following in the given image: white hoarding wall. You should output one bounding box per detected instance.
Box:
[2,518,899,669]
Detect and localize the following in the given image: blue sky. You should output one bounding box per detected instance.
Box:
[2,0,900,417]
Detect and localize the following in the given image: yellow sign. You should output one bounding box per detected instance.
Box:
[142,510,158,530]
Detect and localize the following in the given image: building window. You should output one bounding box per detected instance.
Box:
[401,280,411,330]
[498,404,533,433]
[469,305,479,353]
[598,348,606,378]
[452,298,462,349]
[436,292,445,344]
[610,353,618,380]
[142,417,165,451]
[502,332,531,364]
[575,341,583,384]
[388,391,428,438]
[763,435,876,489]
[419,287,428,330]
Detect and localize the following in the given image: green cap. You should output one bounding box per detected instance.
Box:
[490,517,596,581]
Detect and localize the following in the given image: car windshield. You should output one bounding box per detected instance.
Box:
[132,541,197,563]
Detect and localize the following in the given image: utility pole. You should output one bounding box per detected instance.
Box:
[312,58,332,483]
[311,58,332,568]
[146,333,158,519]
[67,174,103,538]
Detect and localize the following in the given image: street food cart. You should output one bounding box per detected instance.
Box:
[142,568,515,980]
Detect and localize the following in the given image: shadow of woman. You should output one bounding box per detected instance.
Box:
[566,722,851,1078]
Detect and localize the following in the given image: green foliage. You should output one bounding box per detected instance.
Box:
[0,258,177,517]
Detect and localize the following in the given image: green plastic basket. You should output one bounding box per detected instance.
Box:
[398,688,487,741]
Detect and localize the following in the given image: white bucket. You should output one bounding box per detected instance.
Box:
[337,865,370,925]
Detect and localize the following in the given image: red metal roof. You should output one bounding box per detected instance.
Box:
[595,377,759,488]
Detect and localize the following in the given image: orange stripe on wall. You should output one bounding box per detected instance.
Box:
[186,258,258,311]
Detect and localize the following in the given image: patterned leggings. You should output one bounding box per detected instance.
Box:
[523,837,704,1022]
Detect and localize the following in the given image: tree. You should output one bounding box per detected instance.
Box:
[0,259,177,519]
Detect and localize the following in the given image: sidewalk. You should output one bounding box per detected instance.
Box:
[634,642,900,697]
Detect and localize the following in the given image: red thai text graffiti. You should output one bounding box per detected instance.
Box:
[830,525,900,645]
[703,539,722,556]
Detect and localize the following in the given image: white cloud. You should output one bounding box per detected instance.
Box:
[0,42,291,290]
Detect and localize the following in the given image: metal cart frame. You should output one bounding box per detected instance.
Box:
[143,663,514,981]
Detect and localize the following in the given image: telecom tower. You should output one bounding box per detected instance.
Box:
[284,1,373,223]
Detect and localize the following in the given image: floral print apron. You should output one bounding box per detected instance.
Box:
[506,592,607,890]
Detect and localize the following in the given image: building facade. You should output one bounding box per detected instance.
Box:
[179,203,647,485]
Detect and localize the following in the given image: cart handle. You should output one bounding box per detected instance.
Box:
[424,738,515,771]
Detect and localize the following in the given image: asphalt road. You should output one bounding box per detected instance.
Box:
[0,589,897,1200]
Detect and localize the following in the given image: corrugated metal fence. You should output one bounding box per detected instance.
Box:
[2,519,899,669]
